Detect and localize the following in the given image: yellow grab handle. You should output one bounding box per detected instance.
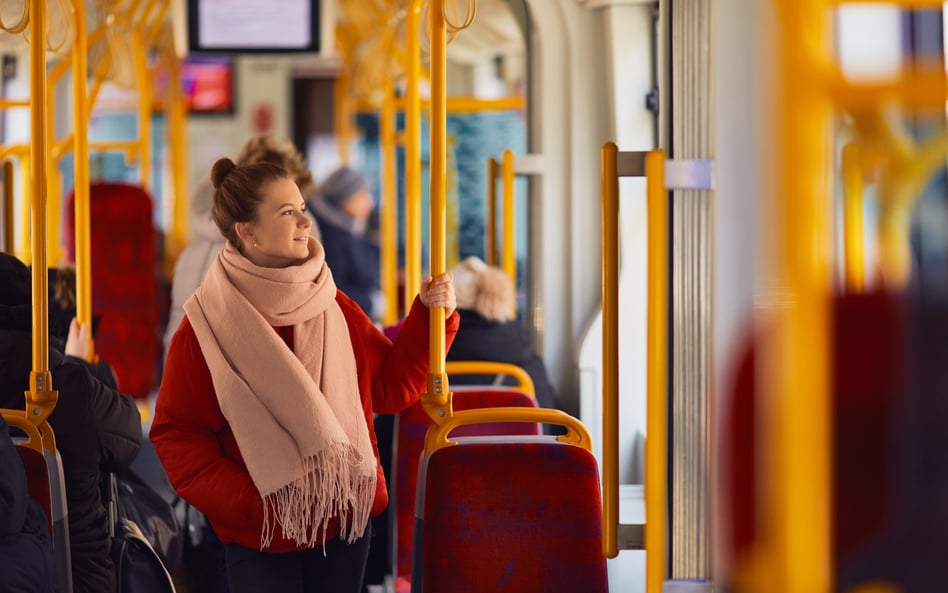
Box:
[424,407,593,455]
[445,360,535,397]
[2,409,55,453]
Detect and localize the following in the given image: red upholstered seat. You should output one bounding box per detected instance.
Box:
[393,389,539,584]
[419,441,607,593]
[16,446,52,534]
[65,182,161,398]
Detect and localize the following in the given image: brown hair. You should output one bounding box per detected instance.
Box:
[210,157,291,248]
[236,135,315,192]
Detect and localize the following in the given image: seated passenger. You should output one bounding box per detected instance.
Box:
[0,252,143,593]
[0,413,55,593]
[49,263,119,389]
[307,166,381,320]
[164,134,320,351]
[151,157,458,593]
[447,256,561,411]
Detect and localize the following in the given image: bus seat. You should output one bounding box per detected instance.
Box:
[65,182,162,399]
[15,446,52,533]
[413,438,607,593]
[14,445,74,593]
[392,389,540,590]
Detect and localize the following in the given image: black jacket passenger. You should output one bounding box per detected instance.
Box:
[0,413,56,593]
[0,253,142,593]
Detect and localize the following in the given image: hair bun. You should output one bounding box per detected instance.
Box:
[210,157,237,189]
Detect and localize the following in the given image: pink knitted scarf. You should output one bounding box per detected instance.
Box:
[183,238,376,549]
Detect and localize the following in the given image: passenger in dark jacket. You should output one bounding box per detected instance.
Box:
[307,166,381,320]
[0,252,143,593]
[446,257,560,411]
[0,414,55,593]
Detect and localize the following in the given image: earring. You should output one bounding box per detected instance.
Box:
[253,240,257,248]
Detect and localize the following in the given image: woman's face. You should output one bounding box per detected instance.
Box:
[241,177,314,268]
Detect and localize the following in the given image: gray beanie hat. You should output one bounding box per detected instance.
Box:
[320,166,369,207]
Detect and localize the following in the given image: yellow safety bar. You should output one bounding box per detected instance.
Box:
[380,78,398,325]
[501,149,516,304]
[445,360,535,398]
[601,145,672,593]
[392,96,525,113]
[27,0,59,427]
[1,409,54,454]
[841,143,864,292]
[165,46,191,272]
[421,0,451,425]
[2,160,12,253]
[424,407,593,455]
[403,0,423,314]
[757,2,833,593]
[71,0,94,357]
[485,156,498,266]
[644,150,668,593]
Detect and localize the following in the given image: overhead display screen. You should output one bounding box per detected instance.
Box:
[188,0,320,54]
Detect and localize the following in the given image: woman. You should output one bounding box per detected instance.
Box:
[151,157,458,593]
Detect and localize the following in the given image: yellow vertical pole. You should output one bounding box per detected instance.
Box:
[501,148,515,307]
[2,160,13,253]
[72,0,94,354]
[335,68,352,166]
[17,155,30,262]
[600,142,619,559]
[381,79,398,325]
[486,156,498,266]
[404,0,423,313]
[842,143,864,291]
[27,0,58,424]
[759,2,832,592]
[645,149,668,593]
[423,0,450,421]
[167,52,190,274]
[133,29,152,191]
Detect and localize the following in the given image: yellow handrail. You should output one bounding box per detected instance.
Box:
[501,148,516,298]
[424,407,593,455]
[2,160,12,254]
[644,149,668,593]
[403,0,423,314]
[133,28,152,191]
[841,143,864,291]
[166,48,190,273]
[392,96,525,113]
[485,156,498,266]
[71,0,94,357]
[380,79,398,325]
[1,409,51,454]
[600,142,620,559]
[422,0,450,425]
[757,2,832,593]
[445,360,535,398]
[27,0,58,427]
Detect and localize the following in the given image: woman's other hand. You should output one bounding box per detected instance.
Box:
[65,317,93,361]
[419,272,456,316]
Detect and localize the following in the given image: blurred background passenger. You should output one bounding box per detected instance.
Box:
[447,256,560,411]
[307,166,381,321]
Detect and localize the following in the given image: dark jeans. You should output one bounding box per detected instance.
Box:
[224,530,372,593]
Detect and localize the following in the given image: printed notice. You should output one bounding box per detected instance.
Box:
[199,0,311,49]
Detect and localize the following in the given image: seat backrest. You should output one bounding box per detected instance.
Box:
[417,440,607,593]
[15,446,52,533]
[393,389,539,579]
[14,444,74,593]
[65,181,161,399]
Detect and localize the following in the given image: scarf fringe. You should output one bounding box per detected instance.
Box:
[260,442,376,549]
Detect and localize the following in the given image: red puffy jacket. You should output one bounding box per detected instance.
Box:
[151,294,457,551]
